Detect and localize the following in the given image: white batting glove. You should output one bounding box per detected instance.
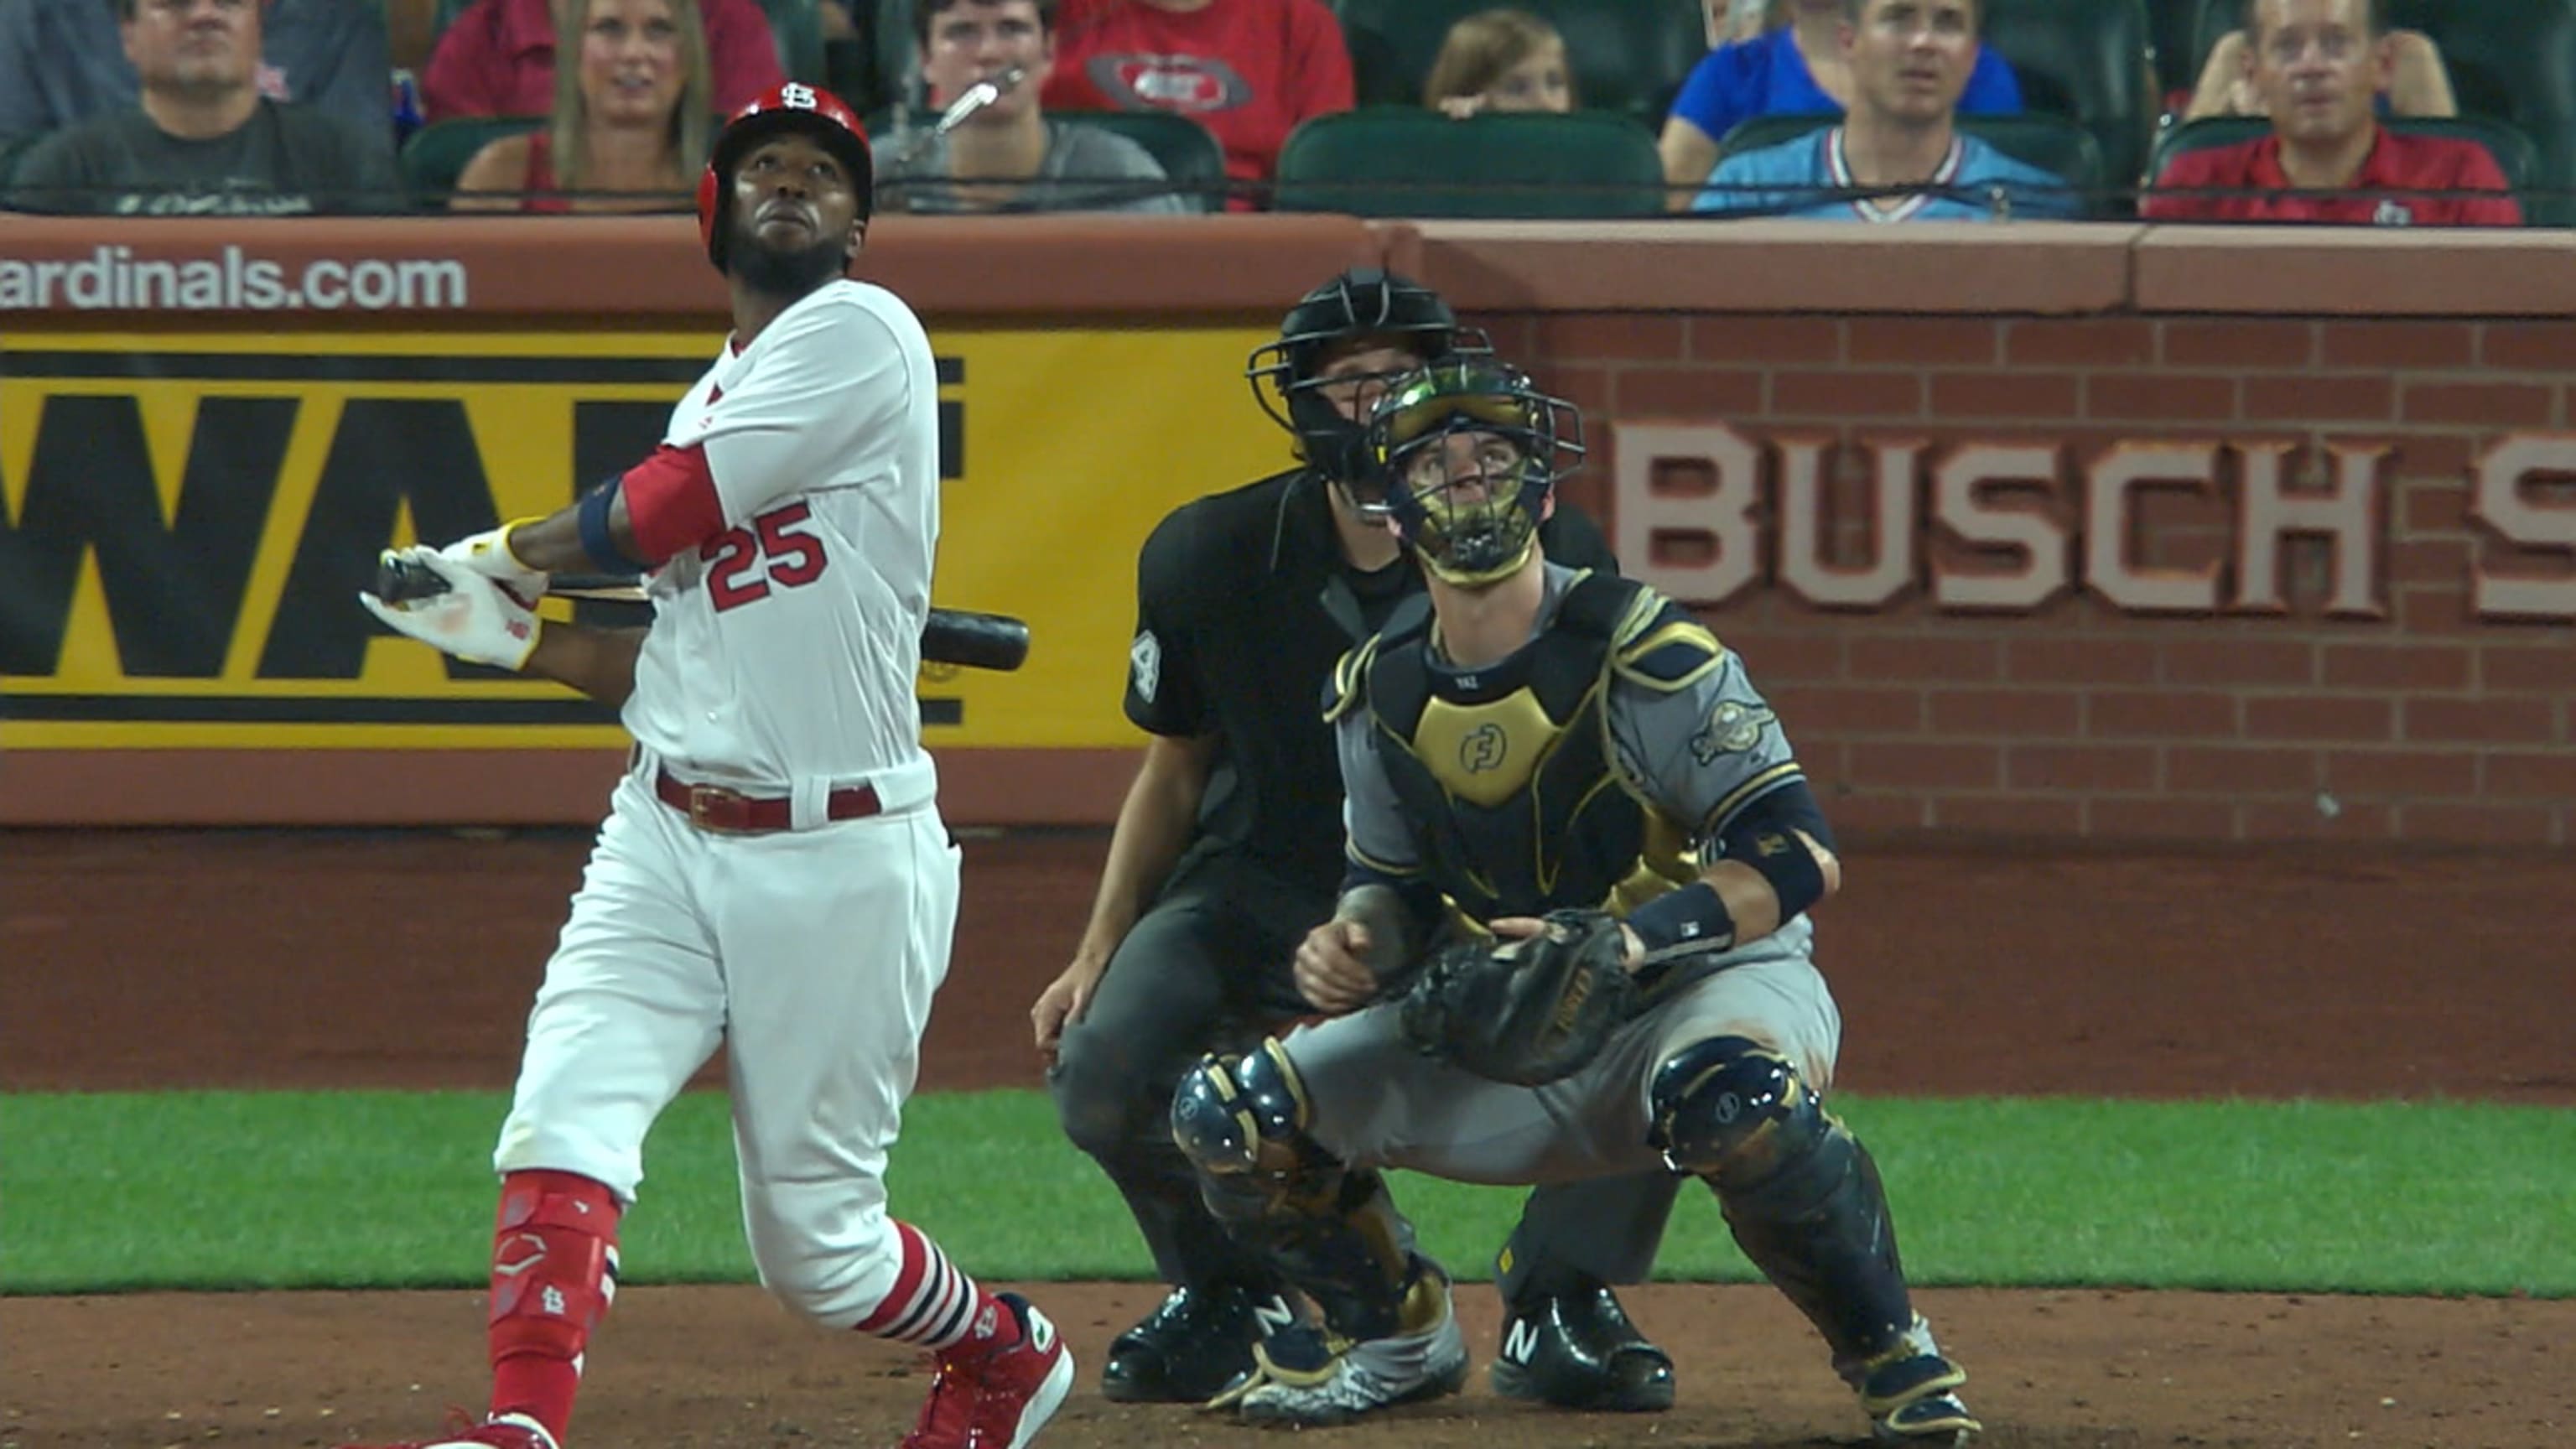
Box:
[360,547,543,671]
[439,518,550,600]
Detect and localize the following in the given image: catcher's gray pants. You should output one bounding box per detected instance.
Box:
[1051,844,1684,1294]
[1275,949,1845,1187]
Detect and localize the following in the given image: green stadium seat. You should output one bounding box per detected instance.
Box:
[867,104,1230,212]
[2145,112,2537,205]
[399,114,543,205]
[1327,0,1706,128]
[432,0,824,88]
[0,132,39,191]
[2191,0,2576,225]
[1711,111,2108,218]
[1054,110,1229,213]
[1978,0,2158,204]
[1272,106,1665,219]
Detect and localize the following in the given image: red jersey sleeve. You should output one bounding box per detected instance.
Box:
[622,444,724,566]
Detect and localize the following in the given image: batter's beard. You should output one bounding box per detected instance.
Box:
[728,216,849,299]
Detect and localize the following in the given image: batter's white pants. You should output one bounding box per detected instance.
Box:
[491,769,961,1329]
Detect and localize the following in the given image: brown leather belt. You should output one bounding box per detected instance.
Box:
[653,766,881,834]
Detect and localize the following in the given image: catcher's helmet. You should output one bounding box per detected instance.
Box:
[1244,268,1491,496]
[1364,357,1585,588]
[696,82,875,273]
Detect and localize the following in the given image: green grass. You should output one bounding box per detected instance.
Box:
[3,1090,2569,1297]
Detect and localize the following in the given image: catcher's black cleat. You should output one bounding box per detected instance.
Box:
[1859,1340,1980,1444]
[1100,1284,1280,1404]
[1489,1284,1676,1413]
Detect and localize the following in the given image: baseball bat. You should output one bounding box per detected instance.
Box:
[371,554,1031,673]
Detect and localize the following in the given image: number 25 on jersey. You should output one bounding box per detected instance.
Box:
[704,501,829,612]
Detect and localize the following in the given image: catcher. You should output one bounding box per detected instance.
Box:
[1171,357,1981,1443]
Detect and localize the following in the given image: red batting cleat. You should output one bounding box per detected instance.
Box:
[901,1293,1075,1449]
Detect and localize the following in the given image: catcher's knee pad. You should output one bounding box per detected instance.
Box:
[1172,1040,1418,1339]
[1651,1039,1919,1368]
[1173,1037,1321,1196]
[1645,1035,1828,1187]
[488,1170,621,1362]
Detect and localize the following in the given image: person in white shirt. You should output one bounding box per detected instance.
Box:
[348,81,1073,1449]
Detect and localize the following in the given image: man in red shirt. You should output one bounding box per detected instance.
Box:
[424,0,785,122]
[2144,0,2519,226]
[1040,0,1352,205]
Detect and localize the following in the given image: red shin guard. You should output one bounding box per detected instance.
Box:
[486,1170,621,1443]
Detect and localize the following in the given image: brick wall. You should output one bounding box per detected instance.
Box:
[1480,312,2576,846]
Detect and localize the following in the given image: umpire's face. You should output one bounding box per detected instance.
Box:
[1312,337,1424,424]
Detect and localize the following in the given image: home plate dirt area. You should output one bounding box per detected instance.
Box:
[7,830,2572,1449]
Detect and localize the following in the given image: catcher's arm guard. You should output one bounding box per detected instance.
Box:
[1395,909,1637,1088]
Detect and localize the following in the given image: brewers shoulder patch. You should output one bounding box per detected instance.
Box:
[1690,700,1776,764]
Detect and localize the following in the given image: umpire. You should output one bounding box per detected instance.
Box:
[1030,268,1682,1412]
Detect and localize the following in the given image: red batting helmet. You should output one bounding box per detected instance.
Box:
[695,82,875,273]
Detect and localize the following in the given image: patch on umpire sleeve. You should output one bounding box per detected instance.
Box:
[1130,630,1162,704]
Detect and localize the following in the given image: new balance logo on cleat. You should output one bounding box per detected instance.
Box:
[1489,1286,1675,1414]
[1251,1294,1296,1337]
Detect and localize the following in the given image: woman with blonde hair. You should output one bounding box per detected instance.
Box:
[1424,9,1575,117]
[451,0,712,211]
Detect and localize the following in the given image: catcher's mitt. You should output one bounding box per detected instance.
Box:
[1398,909,1637,1087]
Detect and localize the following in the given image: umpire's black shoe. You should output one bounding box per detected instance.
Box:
[1490,1285,1676,1413]
[1100,1284,1275,1404]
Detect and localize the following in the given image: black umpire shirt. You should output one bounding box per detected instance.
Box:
[1123,466,1619,901]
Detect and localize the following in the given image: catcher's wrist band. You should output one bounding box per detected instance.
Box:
[1626,880,1734,955]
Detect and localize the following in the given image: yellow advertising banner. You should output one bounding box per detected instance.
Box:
[0,327,1289,750]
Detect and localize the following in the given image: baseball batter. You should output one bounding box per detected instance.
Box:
[345,85,1072,1449]
[1171,359,1981,1442]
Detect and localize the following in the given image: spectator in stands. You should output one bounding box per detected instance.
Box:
[8,0,404,215]
[2143,0,2518,226]
[423,0,781,122]
[0,0,392,159]
[1424,9,1573,118]
[2183,14,2453,119]
[1039,0,1352,207]
[877,0,1186,214]
[1707,0,1780,47]
[1658,0,2018,210]
[448,0,709,212]
[1690,0,2073,221]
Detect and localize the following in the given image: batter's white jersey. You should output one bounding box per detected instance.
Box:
[623,278,943,807]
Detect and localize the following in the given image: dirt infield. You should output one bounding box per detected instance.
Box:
[5,828,2572,1448]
